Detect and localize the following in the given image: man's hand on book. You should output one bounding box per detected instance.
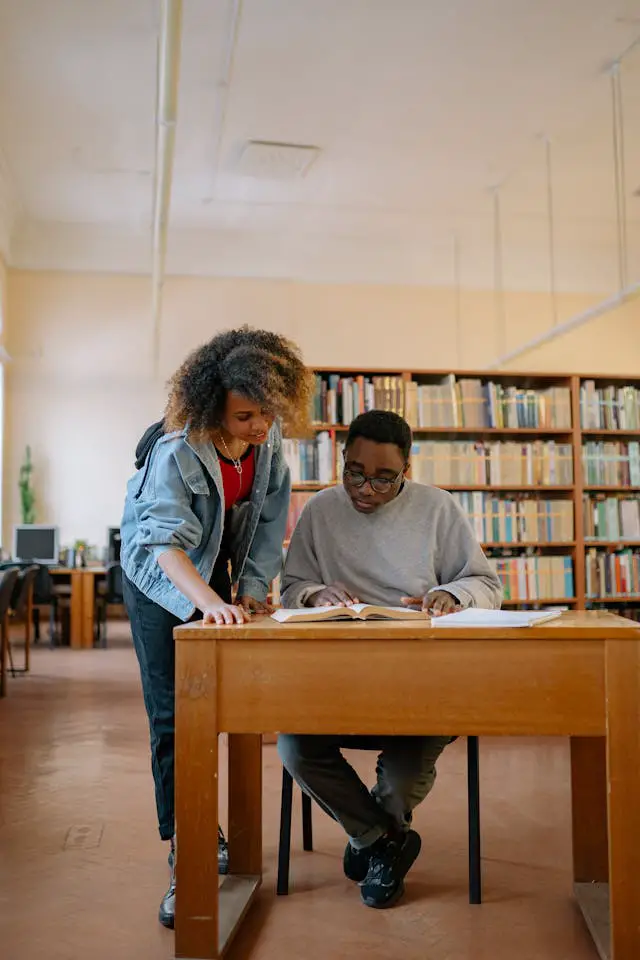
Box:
[237,595,274,616]
[308,583,360,607]
[401,590,460,616]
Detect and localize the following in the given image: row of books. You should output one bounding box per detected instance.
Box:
[404,378,571,429]
[582,441,640,487]
[583,496,640,542]
[586,549,640,599]
[282,433,333,485]
[284,491,315,541]
[410,441,574,488]
[451,493,574,543]
[285,437,574,487]
[283,489,574,546]
[487,555,574,601]
[311,375,404,425]
[580,380,640,431]
[311,374,572,429]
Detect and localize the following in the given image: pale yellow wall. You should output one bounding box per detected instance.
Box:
[0,255,6,542]
[4,269,639,550]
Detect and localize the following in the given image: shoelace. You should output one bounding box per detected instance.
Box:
[366,840,401,881]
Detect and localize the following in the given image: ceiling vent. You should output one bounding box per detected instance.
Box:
[236,141,321,180]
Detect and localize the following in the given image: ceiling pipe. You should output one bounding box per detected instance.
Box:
[489,280,640,369]
[151,0,183,375]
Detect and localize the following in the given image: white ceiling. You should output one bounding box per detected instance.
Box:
[0,0,639,290]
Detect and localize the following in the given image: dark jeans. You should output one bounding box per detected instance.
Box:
[123,556,231,841]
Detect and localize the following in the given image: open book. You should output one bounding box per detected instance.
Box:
[271,603,429,624]
[430,608,562,628]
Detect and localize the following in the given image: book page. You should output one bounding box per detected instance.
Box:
[431,608,562,628]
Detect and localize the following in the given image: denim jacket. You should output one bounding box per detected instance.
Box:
[120,421,290,620]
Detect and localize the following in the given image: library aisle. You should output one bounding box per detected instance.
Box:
[0,625,598,960]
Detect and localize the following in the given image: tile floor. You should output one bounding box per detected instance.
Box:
[0,623,599,960]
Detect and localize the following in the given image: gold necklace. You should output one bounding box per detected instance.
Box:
[217,433,246,476]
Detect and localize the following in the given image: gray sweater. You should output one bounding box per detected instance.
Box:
[281,482,503,610]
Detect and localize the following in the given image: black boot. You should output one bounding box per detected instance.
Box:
[218,825,229,875]
[158,837,176,929]
[158,828,229,928]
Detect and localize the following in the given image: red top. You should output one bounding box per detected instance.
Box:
[219,447,256,509]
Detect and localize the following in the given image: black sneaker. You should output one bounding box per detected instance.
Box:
[218,825,229,876]
[158,838,176,929]
[343,841,370,882]
[359,829,421,909]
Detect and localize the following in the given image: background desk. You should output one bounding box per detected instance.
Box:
[174,610,640,960]
[50,567,106,649]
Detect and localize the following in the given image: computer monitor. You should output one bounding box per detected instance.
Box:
[13,525,59,564]
[107,526,121,563]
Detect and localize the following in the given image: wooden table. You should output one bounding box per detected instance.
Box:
[173,610,640,960]
[50,567,106,649]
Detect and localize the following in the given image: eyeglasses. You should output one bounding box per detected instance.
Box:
[343,467,405,494]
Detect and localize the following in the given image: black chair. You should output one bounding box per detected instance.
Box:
[7,565,39,675]
[95,562,123,648]
[0,568,21,697]
[0,561,67,647]
[277,736,482,904]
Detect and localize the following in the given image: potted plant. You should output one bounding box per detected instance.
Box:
[19,446,36,524]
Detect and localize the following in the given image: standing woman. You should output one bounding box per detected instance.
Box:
[120,326,311,929]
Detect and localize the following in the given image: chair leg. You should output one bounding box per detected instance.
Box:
[33,607,41,644]
[301,790,313,852]
[7,638,16,678]
[0,615,7,697]
[49,603,57,649]
[277,767,294,896]
[467,736,482,905]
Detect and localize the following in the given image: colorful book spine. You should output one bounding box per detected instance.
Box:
[582,441,640,487]
[411,441,573,487]
[583,496,640,541]
[488,555,574,601]
[580,381,640,430]
[451,493,574,543]
[586,548,640,598]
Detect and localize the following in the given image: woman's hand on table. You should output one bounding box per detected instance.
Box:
[202,601,249,625]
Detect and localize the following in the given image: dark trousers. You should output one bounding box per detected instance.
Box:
[123,557,231,841]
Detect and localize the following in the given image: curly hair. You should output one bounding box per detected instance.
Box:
[164,326,313,438]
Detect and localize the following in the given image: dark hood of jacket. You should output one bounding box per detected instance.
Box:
[135,420,165,470]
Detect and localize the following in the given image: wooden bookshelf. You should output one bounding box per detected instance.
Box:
[280,369,640,613]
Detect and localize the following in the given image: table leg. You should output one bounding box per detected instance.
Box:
[175,640,219,959]
[570,737,608,883]
[228,734,263,874]
[70,571,84,649]
[605,638,640,960]
[81,573,96,649]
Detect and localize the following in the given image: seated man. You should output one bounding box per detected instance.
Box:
[278,409,502,909]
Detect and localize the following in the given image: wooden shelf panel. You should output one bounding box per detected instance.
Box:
[587,596,640,604]
[584,541,640,548]
[581,429,640,437]
[501,597,577,606]
[483,542,576,549]
[311,423,572,435]
[291,483,575,493]
[583,486,640,493]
